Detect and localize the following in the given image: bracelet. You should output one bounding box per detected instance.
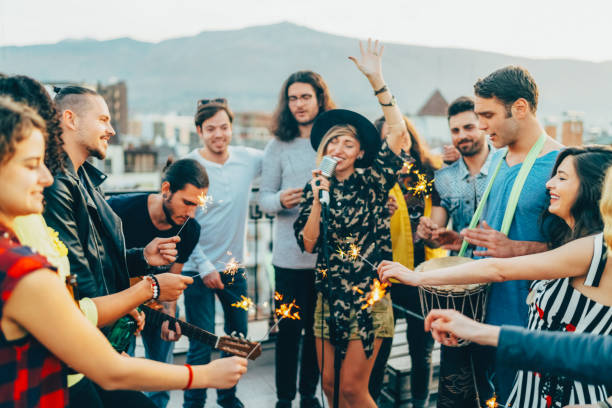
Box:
[147,274,160,300]
[374,85,388,95]
[183,364,194,390]
[379,95,397,107]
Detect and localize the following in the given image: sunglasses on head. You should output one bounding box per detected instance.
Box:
[197,98,228,107]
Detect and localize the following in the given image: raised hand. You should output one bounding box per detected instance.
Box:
[348,38,384,82]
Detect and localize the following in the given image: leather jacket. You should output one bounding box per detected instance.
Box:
[43,158,147,300]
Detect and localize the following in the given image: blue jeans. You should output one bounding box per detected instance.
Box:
[182,272,248,408]
[141,305,178,408]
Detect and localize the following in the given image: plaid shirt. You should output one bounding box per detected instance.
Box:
[0,233,68,408]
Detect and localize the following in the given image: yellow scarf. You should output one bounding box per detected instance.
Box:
[389,184,447,269]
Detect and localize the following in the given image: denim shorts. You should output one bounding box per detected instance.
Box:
[313,293,395,340]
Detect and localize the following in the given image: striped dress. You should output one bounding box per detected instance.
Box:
[507,232,611,408]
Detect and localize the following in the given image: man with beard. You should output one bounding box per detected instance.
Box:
[107,158,208,408]
[182,99,263,408]
[259,71,335,408]
[417,96,493,257]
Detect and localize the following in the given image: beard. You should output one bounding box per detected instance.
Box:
[456,140,483,157]
[162,196,179,227]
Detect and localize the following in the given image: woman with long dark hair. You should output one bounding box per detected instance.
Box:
[379,146,612,407]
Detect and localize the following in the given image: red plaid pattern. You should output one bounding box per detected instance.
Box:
[0,234,67,407]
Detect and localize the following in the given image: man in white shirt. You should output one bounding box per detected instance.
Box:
[182,99,263,408]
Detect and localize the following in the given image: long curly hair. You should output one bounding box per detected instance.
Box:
[0,75,65,174]
[270,71,336,142]
[541,146,612,248]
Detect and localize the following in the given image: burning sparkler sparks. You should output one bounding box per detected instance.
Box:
[274,291,283,301]
[197,192,214,212]
[357,279,389,310]
[485,395,509,408]
[406,170,435,198]
[231,295,254,311]
[276,299,301,320]
[318,268,328,279]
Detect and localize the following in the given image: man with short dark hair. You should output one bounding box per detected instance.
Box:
[464,66,562,401]
[107,158,209,408]
[182,99,263,408]
[417,96,493,257]
[259,71,335,408]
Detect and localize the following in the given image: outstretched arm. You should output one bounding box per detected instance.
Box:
[4,269,246,391]
[378,233,594,286]
[349,39,411,155]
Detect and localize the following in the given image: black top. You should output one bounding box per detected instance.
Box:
[107,193,200,269]
[294,141,403,358]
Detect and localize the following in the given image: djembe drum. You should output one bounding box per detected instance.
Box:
[415,256,489,346]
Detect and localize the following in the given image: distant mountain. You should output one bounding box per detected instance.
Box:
[2,22,611,126]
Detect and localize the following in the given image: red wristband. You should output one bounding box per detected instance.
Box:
[183,364,193,390]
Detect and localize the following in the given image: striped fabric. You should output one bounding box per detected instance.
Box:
[507,233,611,408]
[0,233,68,408]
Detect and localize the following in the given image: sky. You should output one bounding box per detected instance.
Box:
[1,0,611,62]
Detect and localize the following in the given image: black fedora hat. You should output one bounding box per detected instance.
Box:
[310,109,382,168]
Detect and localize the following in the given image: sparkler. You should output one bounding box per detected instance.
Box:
[245,292,301,359]
[405,170,435,198]
[175,192,214,236]
[230,295,254,311]
[356,279,389,310]
[318,268,328,279]
[485,396,509,408]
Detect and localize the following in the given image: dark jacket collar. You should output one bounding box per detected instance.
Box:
[63,155,108,188]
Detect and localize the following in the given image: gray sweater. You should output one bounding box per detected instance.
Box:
[258,137,317,269]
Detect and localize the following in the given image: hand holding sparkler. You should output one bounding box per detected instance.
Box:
[377,260,421,287]
[143,236,181,266]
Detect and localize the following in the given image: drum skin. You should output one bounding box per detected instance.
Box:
[415,256,489,346]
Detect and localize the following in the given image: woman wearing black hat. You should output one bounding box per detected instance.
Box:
[293,40,409,408]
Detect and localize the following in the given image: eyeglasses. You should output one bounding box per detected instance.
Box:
[197,98,228,107]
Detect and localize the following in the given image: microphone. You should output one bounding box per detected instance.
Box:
[318,156,338,206]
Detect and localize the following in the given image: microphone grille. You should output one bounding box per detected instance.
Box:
[319,156,339,178]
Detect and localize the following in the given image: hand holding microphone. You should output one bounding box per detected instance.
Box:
[311,156,338,206]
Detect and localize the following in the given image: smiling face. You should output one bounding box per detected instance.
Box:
[474,96,519,149]
[161,182,208,226]
[197,109,232,155]
[448,110,486,157]
[323,131,363,175]
[546,156,580,227]
[74,95,115,160]
[0,128,53,222]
